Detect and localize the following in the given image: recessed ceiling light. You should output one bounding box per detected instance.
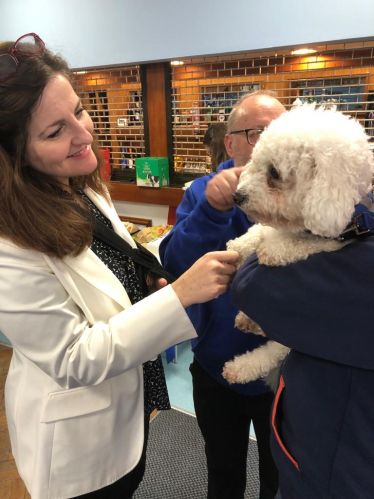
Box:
[291,48,317,55]
[171,60,184,66]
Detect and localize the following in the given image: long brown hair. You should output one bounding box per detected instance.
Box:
[203,123,229,172]
[0,41,109,258]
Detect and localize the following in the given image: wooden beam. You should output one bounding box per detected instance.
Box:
[145,63,168,157]
[110,182,184,206]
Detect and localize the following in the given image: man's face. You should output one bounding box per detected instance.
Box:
[224,96,286,167]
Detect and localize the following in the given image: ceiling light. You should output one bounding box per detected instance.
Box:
[291,48,317,55]
[171,60,184,66]
[72,70,87,74]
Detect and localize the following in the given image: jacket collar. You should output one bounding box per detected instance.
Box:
[52,188,135,311]
[83,188,137,249]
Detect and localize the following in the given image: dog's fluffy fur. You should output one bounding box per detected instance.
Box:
[222,105,374,390]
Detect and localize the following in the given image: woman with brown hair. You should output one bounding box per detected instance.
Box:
[203,122,229,172]
[0,33,238,499]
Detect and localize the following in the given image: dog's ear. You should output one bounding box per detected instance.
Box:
[302,151,360,238]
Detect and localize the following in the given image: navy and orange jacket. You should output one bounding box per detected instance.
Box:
[231,230,374,498]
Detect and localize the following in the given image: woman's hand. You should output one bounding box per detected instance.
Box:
[171,251,239,308]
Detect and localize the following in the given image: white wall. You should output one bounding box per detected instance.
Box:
[113,200,169,226]
[2,0,373,222]
[1,0,373,69]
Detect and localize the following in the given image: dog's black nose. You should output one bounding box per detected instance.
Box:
[233,191,247,206]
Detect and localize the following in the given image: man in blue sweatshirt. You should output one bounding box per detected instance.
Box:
[160,91,286,499]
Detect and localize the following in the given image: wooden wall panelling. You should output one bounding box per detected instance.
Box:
[107,88,130,166]
[141,63,174,175]
[144,63,168,157]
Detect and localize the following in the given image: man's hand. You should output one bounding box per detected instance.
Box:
[206,167,245,211]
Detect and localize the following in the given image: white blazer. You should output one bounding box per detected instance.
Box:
[0,188,196,499]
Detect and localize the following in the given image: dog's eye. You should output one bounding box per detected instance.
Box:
[269,167,280,180]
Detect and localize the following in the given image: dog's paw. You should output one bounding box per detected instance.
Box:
[222,355,260,384]
[235,312,253,332]
[227,239,246,269]
[257,244,281,266]
[222,361,239,384]
[222,360,253,384]
[257,239,294,266]
[257,245,269,264]
[227,238,240,253]
[227,230,262,268]
[235,312,265,335]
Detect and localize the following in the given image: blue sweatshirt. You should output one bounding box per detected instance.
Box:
[160,159,271,395]
[231,223,374,497]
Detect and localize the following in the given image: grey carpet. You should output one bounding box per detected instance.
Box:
[133,408,260,499]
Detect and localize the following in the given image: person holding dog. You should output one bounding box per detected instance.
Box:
[0,33,240,499]
[231,216,374,499]
[160,91,285,499]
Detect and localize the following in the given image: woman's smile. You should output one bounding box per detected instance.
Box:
[68,144,91,159]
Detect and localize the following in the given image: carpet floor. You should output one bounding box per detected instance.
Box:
[133,408,260,499]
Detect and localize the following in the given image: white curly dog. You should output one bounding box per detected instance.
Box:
[222,104,374,390]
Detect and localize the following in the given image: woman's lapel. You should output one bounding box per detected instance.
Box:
[61,189,136,310]
[83,188,137,248]
[62,249,132,310]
